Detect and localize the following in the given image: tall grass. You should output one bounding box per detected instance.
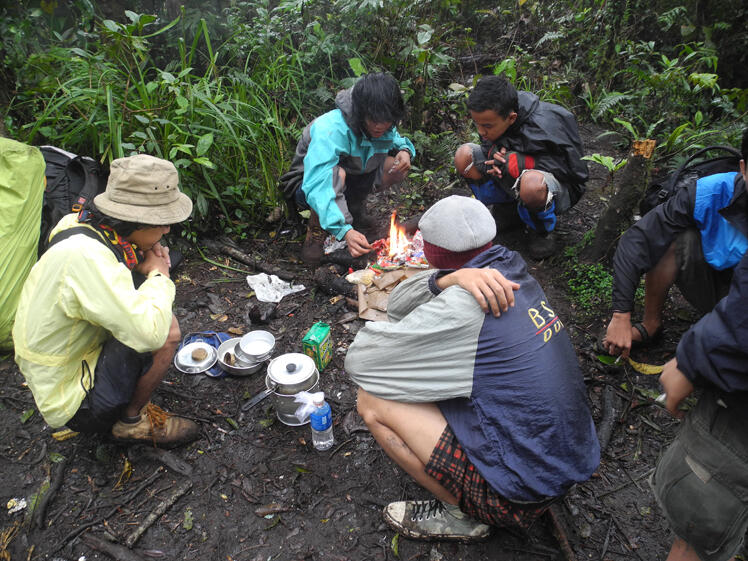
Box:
[9,11,315,235]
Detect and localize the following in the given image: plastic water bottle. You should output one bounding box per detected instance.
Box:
[310,392,334,451]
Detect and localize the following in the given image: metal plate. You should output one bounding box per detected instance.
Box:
[174,341,218,374]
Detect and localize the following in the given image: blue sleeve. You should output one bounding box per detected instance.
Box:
[301,117,353,240]
[676,252,748,391]
[390,127,416,158]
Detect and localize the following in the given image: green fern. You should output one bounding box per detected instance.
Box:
[594,92,631,119]
[536,31,564,47]
[658,7,688,32]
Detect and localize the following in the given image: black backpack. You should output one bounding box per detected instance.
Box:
[639,145,742,215]
[39,146,107,255]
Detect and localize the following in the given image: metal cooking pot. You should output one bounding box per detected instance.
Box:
[265,353,319,426]
[216,338,265,376]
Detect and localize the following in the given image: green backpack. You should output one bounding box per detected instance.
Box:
[0,138,45,351]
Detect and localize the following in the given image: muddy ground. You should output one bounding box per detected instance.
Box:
[0,126,734,561]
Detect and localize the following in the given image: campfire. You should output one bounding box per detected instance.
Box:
[343,211,427,321]
[370,211,428,270]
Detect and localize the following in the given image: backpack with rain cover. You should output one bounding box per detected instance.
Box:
[39,146,106,254]
[639,145,742,216]
[0,139,46,350]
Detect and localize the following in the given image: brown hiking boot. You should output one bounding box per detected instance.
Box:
[301,211,327,264]
[351,210,377,236]
[348,201,378,236]
[401,214,422,236]
[111,403,200,449]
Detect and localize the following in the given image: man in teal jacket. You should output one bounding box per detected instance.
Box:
[279,73,415,264]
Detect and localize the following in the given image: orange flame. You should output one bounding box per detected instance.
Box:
[388,211,410,257]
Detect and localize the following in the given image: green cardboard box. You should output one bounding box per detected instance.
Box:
[302,321,332,371]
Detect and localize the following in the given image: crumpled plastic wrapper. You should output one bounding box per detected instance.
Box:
[246,273,305,303]
[293,390,324,422]
[7,497,27,514]
[323,236,347,254]
[345,268,376,286]
[371,230,428,270]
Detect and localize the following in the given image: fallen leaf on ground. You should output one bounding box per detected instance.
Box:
[254,503,290,517]
[627,358,664,375]
[51,428,78,441]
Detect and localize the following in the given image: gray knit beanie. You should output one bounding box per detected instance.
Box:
[418,195,496,252]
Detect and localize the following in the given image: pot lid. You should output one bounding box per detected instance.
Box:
[267,353,316,385]
[174,341,218,374]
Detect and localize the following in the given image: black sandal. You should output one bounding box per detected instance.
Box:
[631,322,663,349]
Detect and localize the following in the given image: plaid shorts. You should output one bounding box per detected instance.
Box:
[425,425,552,530]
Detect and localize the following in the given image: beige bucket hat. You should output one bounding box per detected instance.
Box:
[94,154,193,225]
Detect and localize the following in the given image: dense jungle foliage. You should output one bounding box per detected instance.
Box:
[1,0,746,238]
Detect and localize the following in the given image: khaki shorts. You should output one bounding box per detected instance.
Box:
[651,390,748,561]
[674,228,734,314]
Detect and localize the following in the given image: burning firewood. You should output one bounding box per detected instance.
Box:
[369,211,428,270]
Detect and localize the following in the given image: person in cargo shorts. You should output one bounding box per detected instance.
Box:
[652,135,748,561]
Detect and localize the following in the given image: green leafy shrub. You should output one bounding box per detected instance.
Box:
[566,261,614,313]
[9,11,311,233]
[3,0,745,239]
[563,242,644,317]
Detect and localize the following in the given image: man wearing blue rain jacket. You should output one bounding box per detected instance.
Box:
[603,132,747,360]
[652,132,748,561]
[279,73,415,264]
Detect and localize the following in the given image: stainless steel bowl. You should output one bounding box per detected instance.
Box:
[236,330,276,362]
[217,338,264,376]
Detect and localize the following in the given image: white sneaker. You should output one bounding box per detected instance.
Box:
[383,499,492,542]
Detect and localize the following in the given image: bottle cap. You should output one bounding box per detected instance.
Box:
[312,391,325,406]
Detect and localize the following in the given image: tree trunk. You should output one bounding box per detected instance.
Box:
[583,140,656,263]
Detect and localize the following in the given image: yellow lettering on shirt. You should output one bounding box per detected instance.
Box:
[540,301,556,317]
[528,308,546,328]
